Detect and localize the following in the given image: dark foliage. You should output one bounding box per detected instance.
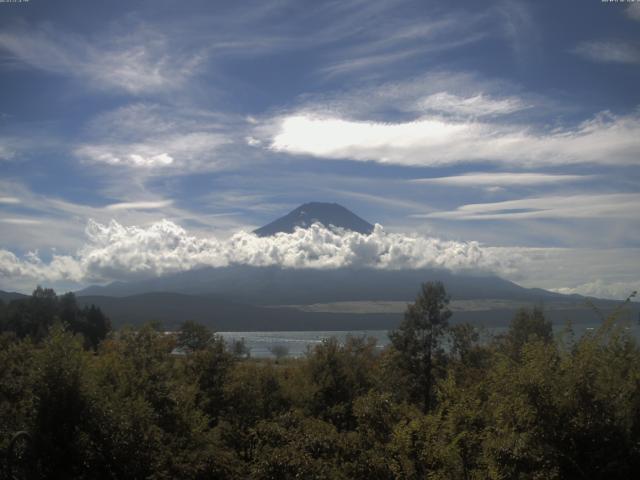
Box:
[0,287,110,348]
[1,284,639,479]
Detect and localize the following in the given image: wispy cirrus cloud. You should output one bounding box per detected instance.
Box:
[417,193,640,220]
[304,2,491,79]
[626,3,640,21]
[75,103,235,171]
[0,24,204,94]
[572,40,640,65]
[411,173,593,187]
[419,92,529,117]
[267,71,524,120]
[0,218,43,226]
[75,134,228,169]
[104,200,174,211]
[0,143,14,161]
[321,31,487,79]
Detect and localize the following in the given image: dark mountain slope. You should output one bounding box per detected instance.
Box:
[74,291,627,332]
[76,292,401,331]
[0,290,29,303]
[77,265,561,305]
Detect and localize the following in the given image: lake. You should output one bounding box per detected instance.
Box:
[218,321,640,358]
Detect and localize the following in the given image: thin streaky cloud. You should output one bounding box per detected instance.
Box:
[416,193,640,220]
[0,25,204,94]
[0,218,43,225]
[0,196,20,204]
[411,173,594,186]
[572,40,640,65]
[419,92,529,117]
[0,144,14,161]
[321,32,488,79]
[105,200,174,211]
[314,5,493,80]
[627,3,640,21]
[75,133,231,170]
[276,71,539,121]
[323,188,433,213]
[496,0,540,64]
[76,103,239,171]
[321,47,426,78]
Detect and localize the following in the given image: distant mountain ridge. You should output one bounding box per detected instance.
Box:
[7,202,633,332]
[0,290,28,303]
[254,202,374,237]
[75,292,401,331]
[3,287,633,332]
[74,291,622,332]
[78,265,558,304]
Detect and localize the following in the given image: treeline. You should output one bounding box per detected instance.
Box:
[1,283,639,479]
[0,286,110,348]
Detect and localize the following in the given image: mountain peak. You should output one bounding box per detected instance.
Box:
[254,202,375,237]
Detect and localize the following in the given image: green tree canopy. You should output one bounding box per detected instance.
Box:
[389,281,451,412]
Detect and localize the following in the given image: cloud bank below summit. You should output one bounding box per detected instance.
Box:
[1,221,636,300]
[0,219,519,287]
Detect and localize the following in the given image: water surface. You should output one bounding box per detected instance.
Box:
[218,321,640,358]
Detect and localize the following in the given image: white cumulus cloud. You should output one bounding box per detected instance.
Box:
[2,220,636,300]
[0,219,520,286]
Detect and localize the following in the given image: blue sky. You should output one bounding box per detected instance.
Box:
[0,0,639,297]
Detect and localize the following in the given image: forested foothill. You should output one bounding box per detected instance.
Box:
[1,283,639,479]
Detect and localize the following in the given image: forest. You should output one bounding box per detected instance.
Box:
[1,283,639,479]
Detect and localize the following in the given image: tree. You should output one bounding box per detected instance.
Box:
[306,336,377,430]
[500,306,552,359]
[269,344,289,362]
[177,320,214,352]
[449,322,480,365]
[230,337,251,359]
[59,293,110,349]
[2,289,110,348]
[186,335,236,425]
[81,304,111,349]
[6,286,58,341]
[31,325,91,478]
[389,281,451,412]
